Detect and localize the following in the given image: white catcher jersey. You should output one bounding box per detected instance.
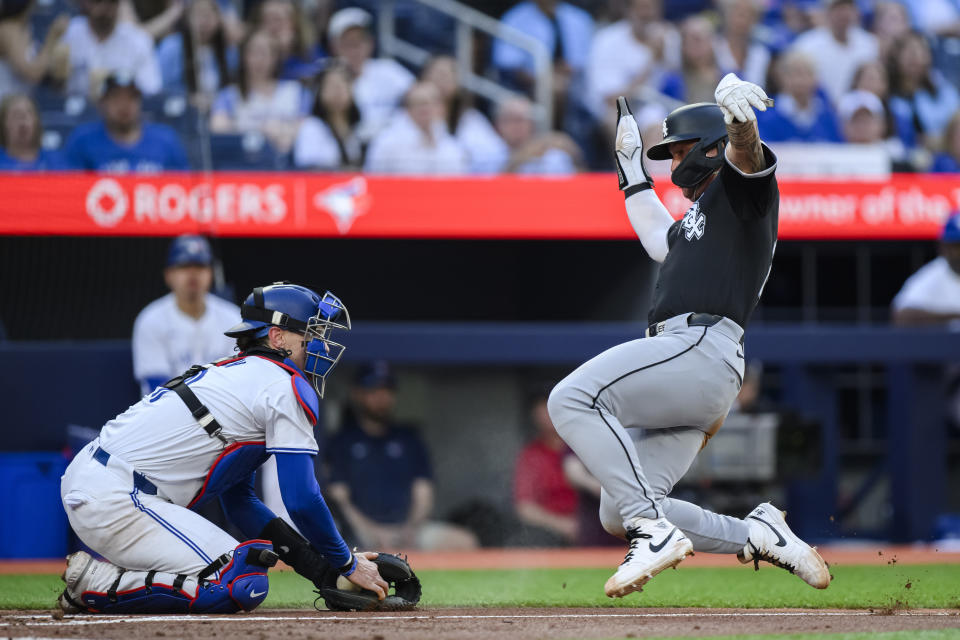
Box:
[97,355,319,507]
[132,293,241,392]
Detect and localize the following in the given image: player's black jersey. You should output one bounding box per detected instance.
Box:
[649,144,779,329]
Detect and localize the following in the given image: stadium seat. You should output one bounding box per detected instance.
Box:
[207,132,286,170]
[141,91,200,137]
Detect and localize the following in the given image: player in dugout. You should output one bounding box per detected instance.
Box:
[58,283,420,614]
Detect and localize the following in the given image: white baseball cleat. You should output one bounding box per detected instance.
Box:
[604,516,693,598]
[739,502,831,589]
[58,551,96,613]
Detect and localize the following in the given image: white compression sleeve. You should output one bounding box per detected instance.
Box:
[624,189,673,263]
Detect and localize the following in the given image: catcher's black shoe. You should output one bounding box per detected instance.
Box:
[604,516,693,598]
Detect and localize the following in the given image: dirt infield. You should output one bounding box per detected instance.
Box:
[3,545,958,574]
[2,607,960,639]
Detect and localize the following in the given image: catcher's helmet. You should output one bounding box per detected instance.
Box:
[225,282,351,396]
[646,102,728,189]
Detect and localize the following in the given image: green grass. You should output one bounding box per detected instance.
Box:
[3,564,960,611]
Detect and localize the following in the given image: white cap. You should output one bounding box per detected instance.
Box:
[837,90,884,122]
[327,7,372,41]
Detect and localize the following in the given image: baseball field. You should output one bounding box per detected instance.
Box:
[1,547,958,639]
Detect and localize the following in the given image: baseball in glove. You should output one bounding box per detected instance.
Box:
[316,553,422,612]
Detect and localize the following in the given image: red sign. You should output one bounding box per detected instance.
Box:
[0,173,956,239]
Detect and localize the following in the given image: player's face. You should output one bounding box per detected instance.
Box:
[941,242,960,276]
[279,329,308,368]
[164,264,212,302]
[355,386,397,423]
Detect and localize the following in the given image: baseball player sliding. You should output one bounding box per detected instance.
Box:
[58,283,419,615]
[548,74,831,597]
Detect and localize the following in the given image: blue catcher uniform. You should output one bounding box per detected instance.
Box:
[59,283,354,614]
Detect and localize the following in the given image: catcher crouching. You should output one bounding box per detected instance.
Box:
[57,283,420,614]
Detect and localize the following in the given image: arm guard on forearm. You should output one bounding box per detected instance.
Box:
[259,517,344,587]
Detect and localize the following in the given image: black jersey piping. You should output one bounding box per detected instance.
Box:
[589,326,708,408]
[596,407,662,519]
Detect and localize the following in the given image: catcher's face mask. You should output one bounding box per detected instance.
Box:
[303,291,351,397]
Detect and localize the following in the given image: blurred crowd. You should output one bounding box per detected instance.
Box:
[2,0,960,173]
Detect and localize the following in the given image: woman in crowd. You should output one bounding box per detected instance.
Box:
[755,50,841,142]
[293,62,362,170]
[0,0,69,99]
[659,15,722,104]
[253,0,323,81]
[210,29,305,154]
[887,30,960,146]
[714,0,769,87]
[157,0,234,107]
[420,55,505,175]
[0,93,61,170]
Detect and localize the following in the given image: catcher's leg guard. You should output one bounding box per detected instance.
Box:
[61,541,277,614]
[191,540,277,613]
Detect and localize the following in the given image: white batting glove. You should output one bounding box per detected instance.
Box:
[614,96,654,192]
[714,73,773,124]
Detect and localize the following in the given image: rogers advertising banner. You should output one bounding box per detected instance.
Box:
[0,173,957,239]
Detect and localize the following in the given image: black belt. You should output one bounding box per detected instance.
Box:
[93,446,159,496]
[647,312,724,337]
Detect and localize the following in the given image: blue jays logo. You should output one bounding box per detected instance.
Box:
[681,202,705,241]
[313,177,371,234]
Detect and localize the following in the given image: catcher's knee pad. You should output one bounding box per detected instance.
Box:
[191,540,277,613]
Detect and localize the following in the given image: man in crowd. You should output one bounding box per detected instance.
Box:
[60,0,161,97]
[63,71,189,172]
[327,7,414,142]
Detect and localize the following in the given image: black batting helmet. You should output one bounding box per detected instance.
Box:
[647,103,728,189]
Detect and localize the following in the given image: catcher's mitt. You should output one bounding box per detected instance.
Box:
[315,553,422,612]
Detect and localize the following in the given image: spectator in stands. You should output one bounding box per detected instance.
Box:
[420,55,506,175]
[850,61,918,168]
[117,0,184,43]
[892,212,960,326]
[63,71,189,171]
[491,0,593,90]
[715,0,770,87]
[513,389,578,545]
[364,81,468,175]
[932,112,960,173]
[0,3,69,99]
[61,0,162,97]
[871,1,911,60]
[755,50,842,143]
[899,0,960,38]
[0,93,62,170]
[493,94,581,174]
[210,29,305,155]
[491,0,594,131]
[157,0,235,108]
[586,0,662,126]
[838,90,886,144]
[659,15,723,105]
[789,0,877,105]
[327,7,413,142]
[327,361,479,551]
[131,234,239,395]
[887,31,960,145]
[293,62,362,170]
[253,0,323,81]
